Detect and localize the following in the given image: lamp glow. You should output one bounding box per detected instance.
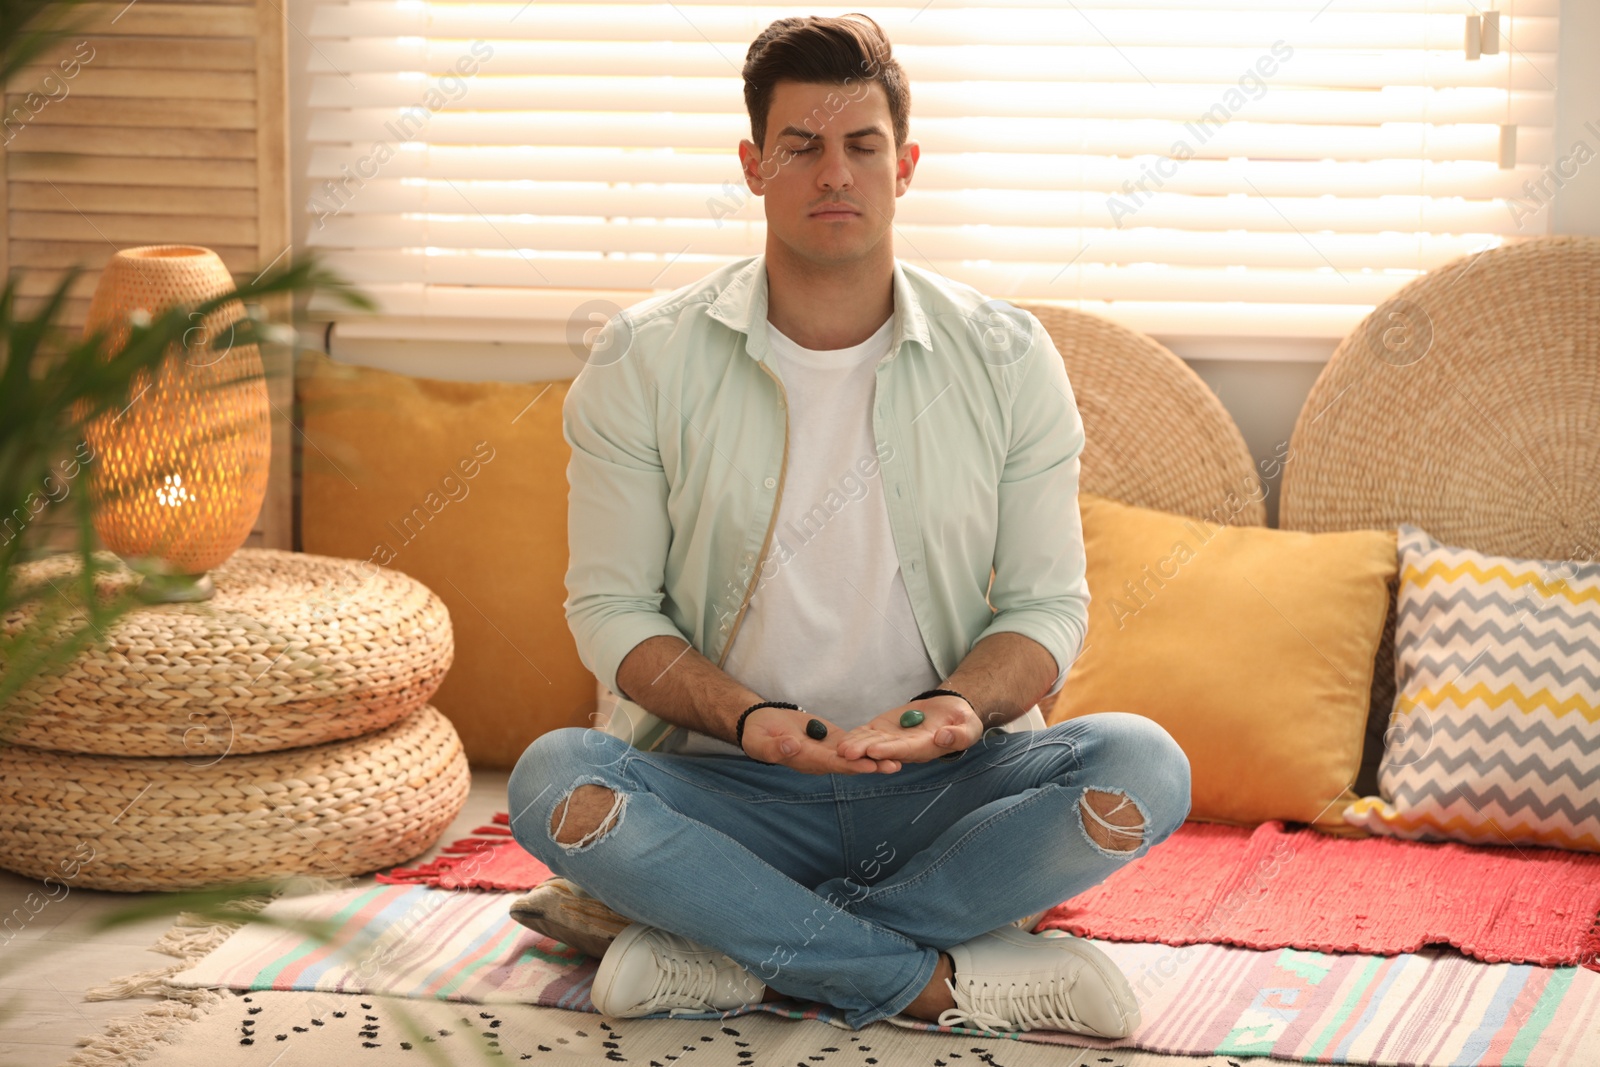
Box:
[79,245,272,603]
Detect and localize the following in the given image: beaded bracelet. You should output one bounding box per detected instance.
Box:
[736,700,799,764]
[910,687,971,707]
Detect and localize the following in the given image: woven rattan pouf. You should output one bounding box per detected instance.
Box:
[0,704,470,891]
[2,548,465,889]
[2,548,453,757]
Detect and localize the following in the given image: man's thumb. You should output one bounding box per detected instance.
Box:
[779,738,798,757]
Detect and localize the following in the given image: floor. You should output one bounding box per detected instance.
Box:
[1,769,1257,1067]
[0,767,515,1066]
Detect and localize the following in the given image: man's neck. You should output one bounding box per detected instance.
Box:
[763,241,895,351]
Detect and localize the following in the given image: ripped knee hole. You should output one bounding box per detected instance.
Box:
[1081,788,1144,852]
[550,784,626,847]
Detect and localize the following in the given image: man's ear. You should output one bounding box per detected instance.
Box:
[738,138,768,194]
[896,140,920,196]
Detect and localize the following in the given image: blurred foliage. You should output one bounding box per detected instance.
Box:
[0,9,495,1066]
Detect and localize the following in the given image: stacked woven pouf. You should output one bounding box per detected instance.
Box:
[0,548,468,891]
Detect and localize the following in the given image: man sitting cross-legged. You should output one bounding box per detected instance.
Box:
[507,12,1192,1038]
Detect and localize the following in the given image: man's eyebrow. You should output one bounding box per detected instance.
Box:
[775,124,887,141]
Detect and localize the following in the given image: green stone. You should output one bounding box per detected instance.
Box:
[899,709,925,728]
[805,718,828,741]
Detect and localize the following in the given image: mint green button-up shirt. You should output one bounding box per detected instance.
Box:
[562,253,1091,753]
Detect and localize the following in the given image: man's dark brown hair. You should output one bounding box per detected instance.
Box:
[742,12,910,154]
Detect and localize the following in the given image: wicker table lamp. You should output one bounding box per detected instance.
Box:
[80,244,272,603]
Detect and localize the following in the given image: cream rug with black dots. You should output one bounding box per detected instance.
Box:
[87,987,1272,1067]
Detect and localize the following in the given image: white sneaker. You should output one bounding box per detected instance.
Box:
[936,926,1140,1038]
[590,922,766,1019]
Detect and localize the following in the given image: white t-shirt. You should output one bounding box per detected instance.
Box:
[672,313,934,755]
[669,312,1045,757]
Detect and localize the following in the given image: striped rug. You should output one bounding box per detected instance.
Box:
[164,883,1600,1065]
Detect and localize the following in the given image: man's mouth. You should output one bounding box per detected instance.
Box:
[810,205,860,219]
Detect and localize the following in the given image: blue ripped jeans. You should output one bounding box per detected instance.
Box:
[505,712,1191,1031]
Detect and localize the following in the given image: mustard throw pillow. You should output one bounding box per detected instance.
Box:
[1047,492,1396,832]
[297,349,594,769]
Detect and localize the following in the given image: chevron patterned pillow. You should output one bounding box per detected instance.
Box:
[1343,524,1600,853]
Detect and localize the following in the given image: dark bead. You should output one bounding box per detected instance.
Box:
[805,718,828,741]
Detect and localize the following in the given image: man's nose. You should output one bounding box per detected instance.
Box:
[818,148,854,191]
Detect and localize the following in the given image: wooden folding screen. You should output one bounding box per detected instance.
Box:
[1,0,293,549]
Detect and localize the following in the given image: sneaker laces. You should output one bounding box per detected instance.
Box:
[937,970,1092,1034]
[644,947,736,1018]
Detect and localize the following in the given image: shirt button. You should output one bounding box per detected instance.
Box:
[763,477,776,489]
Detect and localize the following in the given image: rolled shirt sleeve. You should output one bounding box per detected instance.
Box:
[972,313,1092,700]
[561,319,687,699]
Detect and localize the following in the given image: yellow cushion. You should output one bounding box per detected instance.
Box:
[1047,492,1396,833]
[296,349,592,769]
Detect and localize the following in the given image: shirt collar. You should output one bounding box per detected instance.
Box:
[705,252,933,364]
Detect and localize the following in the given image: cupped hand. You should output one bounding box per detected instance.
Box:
[740,705,901,775]
[834,694,983,765]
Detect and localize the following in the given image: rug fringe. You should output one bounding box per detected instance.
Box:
[83,892,278,1004]
[67,875,361,1065]
[60,989,233,1067]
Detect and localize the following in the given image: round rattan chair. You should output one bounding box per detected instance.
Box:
[1017,304,1267,527]
[1278,234,1600,794]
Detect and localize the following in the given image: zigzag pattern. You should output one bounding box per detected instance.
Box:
[1343,797,1600,852]
[1407,646,1600,693]
[1398,584,1600,634]
[1379,769,1600,825]
[1384,740,1596,789]
[1397,523,1600,580]
[1354,525,1600,854]
[1347,797,1598,843]
[1396,612,1599,662]
[1397,682,1600,723]
[1386,710,1600,757]
[1401,559,1600,606]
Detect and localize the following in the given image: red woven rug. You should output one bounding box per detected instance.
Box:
[380,814,1600,972]
[379,812,552,890]
[1037,819,1600,971]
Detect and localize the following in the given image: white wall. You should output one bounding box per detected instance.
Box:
[285,2,1600,529]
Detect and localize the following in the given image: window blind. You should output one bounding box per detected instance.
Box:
[304,0,1560,342]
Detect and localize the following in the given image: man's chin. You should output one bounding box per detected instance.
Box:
[773,232,883,268]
